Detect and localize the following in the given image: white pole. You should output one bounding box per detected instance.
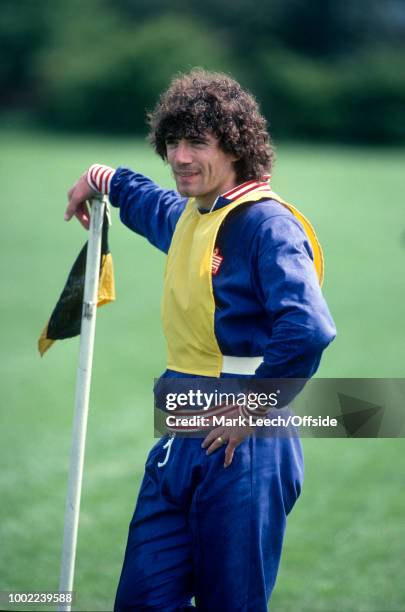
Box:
[58,197,106,612]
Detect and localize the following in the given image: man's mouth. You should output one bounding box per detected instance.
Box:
[175,170,200,177]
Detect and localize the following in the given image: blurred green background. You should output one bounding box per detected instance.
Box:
[1,1,405,611]
[2,0,405,142]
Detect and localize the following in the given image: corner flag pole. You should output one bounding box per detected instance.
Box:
[58,197,106,612]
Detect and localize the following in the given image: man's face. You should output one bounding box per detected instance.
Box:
[166,132,238,209]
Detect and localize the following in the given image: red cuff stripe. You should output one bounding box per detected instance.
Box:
[99,168,109,193]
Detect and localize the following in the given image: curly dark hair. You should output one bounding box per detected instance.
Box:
[148,69,275,182]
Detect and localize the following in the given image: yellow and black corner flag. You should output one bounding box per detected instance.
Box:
[38,210,115,356]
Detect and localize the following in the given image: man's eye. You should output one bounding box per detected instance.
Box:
[166,139,178,147]
[190,139,207,146]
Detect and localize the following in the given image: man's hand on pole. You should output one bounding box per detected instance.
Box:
[65,174,97,230]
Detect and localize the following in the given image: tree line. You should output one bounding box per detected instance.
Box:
[1,0,405,142]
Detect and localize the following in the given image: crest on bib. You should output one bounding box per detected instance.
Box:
[211,247,224,275]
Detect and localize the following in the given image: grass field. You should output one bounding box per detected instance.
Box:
[1,127,405,611]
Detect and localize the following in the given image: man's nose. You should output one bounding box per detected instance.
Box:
[173,141,193,164]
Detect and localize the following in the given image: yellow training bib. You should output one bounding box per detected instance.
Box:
[162,189,323,377]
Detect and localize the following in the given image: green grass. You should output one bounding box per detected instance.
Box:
[1,127,404,611]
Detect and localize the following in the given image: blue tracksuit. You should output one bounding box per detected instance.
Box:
[110,168,336,611]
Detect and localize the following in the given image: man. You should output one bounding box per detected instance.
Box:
[65,69,336,611]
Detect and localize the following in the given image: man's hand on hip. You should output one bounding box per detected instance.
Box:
[202,422,254,468]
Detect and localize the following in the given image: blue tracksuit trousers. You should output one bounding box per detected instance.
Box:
[115,433,303,611]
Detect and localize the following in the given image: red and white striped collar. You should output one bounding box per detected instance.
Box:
[200,175,272,214]
[220,174,271,202]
